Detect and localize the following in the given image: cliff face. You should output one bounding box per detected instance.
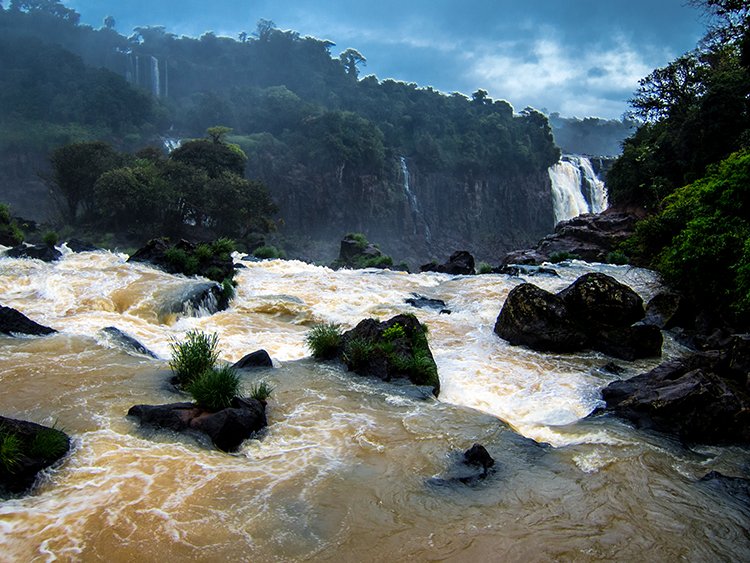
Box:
[265,157,555,265]
[0,150,52,222]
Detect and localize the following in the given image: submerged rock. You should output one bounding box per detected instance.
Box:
[233,349,273,369]
[337,313,440,396]
[428,443,497,487]
[494,273,662,360]
[5,243,61,262]
[0,416,71,496]
[598,352,750,445]
[405,294,451,314]
[0,306,56,337]
[160,281,229,318]
[420,250,475,275]
[101,327,158,358]
[127,397,267,452]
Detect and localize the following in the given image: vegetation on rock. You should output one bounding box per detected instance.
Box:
[169,330,220,386]
[187,365,241,412]
[0,203,24,246]
[305,322,343,360]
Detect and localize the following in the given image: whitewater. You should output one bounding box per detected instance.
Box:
[0,248,748,561]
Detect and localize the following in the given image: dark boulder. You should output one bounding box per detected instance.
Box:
[420,250,475,275]
[495,264,560,277]
[599,352,750,444]
[101,327,158,358]
[66,239,99,253]
[5,244,61,262]
[233,349,273,369]
[558,272,644,327]
[428,443,497,487]
[159,281,229,318]
[338,313,440,396]
[462,443,495,474]
[405,294,451,314]
[0,416,71,496]
[597,324,663,361]
[127,397,267,452]
[128,238,235,284]
[0,306,56,336]
[331,234,392,270]
[494,284,589,352]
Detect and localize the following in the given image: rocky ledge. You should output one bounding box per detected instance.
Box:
[128,397,267,452]
[420,250,475,275]
[0,306,56,337]
[495,272,662,360]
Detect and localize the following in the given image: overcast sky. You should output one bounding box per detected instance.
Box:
[66,0,707,119]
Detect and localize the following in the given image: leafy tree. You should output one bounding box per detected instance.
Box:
[170,136,247,178]
[103,15,114,29]
[339,48,366,78]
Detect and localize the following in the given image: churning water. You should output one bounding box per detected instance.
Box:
[0,248,747,561]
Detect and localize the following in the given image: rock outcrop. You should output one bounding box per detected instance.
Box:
[599,346,750,445]
[100,327,158,358]
[0,416,71,496]
[501,211,638,265]
[330,233,393,270]
[128,238,235,283]
[420,250,476,275]
[233,349,273,369]
[128,397,267,452]
[5,243,61,262]
[427,443,497,487]
[494,273,662,360]
[0,306,56,337]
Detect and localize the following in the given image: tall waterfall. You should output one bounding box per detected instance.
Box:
[150,56,160,98]
[548,155,609,223]
[400,157,431,243]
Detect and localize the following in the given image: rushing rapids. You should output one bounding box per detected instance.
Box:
[0,247,748,560]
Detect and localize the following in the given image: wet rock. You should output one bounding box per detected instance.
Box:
[0,306,56,337]
[338,313,440,396]
[494,283,589,352]
[599,352,750,445]
[128,238,235,285]
[5,243,61,262]
[558,272,645,327]
[331,234,392,270]
[101,327,158,358]
[600,362,625,375]
[160,281,228,317]
[0,416,71,496]
[127,397,267,452]
[698,471,750,504]
[462,444,495,474]
[428,443,497,487]
[420,250,475,275]
[495,264,560,277]
[405,294,451,314]
[65,239,99,253]
[597,324,663,362]
[233,350,273,369]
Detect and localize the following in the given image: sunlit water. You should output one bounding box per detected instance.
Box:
[0,248,747,561]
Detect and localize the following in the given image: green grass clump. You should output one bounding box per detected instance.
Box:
[346,232,369,249]
[249,381,275,402]
[29,427,68,459]
[0,429,22,473]
[253,245,285,259]
[169,330,220,385]
[359,255,393,269]
[342,337,375,370]
[549,251,580,263]
[194,243,214,261]
[306,322,342,360]
[211,238,235,260]
[164,247,200,275]
[605,250,629,265]
[382,323,406,342]
[0,203,24,246]
[187,365,241,411]
[42,231,59,247]
[477,261,493,274]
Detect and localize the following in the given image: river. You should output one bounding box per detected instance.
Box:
[0,248,747,561]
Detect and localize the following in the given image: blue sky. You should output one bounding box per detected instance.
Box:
[66,0,707,119]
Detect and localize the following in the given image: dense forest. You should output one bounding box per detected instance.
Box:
[609,0,750,327]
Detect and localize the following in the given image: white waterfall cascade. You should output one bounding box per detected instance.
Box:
[399,157,432,243]
[150,56,160,98]
[548,155,609,223]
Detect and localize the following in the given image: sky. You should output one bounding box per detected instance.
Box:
[65,0,708,119]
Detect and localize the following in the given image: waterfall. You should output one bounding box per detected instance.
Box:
[400,157,432,243]
[150,56,160,98]
[548,155,609,223]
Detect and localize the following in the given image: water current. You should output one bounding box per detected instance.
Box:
[0,248,747,561]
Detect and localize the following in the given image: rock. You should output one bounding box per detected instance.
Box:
[128,238,235,284]
[644,291,691,329]
[159,281,229,318]
[5,243,61,262]
[339,313,440,396]
[233,350,273,369]
[494,283,589,352]
[495,264,559,277]
[428,443,497,487]
[558,273,645,327]
[331,234,392,270]
[0,306,56,336]
[127,397,267,452]
[420,250,475,275]
[698,471,750,504]
[462,443,495,473]
[597,324,663,361]
[101,327,158,358]
[500,211,639,266]
[65,239,99,253]
[405,294,451,314]
[0,416,71,496]
[600,362,625,375]
[599,352,750,444]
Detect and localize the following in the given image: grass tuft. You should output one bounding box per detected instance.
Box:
[169,330,220,386]
[187,365,241,411]
[29,427,68,459]
[0,429,22,473]
[249,381,275,402]
[305,322,342,360]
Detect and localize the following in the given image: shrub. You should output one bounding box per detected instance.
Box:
[306,322,342,359]
[42,231,59,247]
[382,324,406,342]
[347,232,369,249]
[549,251,580,263]
[605,250,629,265]
[342,337,375,370]
[187,365,240,411]
[164,247,199,276]
[220,278,236,301]
[249,381,274,402]
[0,429,22,473]
[29,427,68,459]
[195,243,214,261]
[360,255,393,268]
[477,261,493,274]
[0,203,24,246]
[253,245,284,259]
[392,350,439,387]
[211,238,235,259]
[169,330,220,385]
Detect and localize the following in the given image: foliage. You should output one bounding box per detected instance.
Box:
[605,250,630,265]
[382,323,406,342]
[549,251,580,263]
[29,427,68,459]
[347,232,369,250]
[187,364,241,411]
[0,203,24,245]
[305,322,342,360]
[0,429,22,472]
[248,381,274,402]
[342,337,375,371]
[629,150,750,322]
[252,245,284,259]
[169,330,220,385]
[477,261,493,274]
[42,231,58,246]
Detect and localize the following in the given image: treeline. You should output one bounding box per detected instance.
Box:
[548,113,637,156]
[610,0,750,326]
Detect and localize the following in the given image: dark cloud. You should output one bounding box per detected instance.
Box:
[67,0,706,118]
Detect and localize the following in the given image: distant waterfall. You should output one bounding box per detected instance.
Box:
[150,56,160,98]
[548,155,609,223]
[400,157,432,243]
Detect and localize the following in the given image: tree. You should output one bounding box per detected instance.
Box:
[254,19,275,41]
[103,15,114,29]
[171,137,247,178]
[339,48,366,79]
[50,142,120,223]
